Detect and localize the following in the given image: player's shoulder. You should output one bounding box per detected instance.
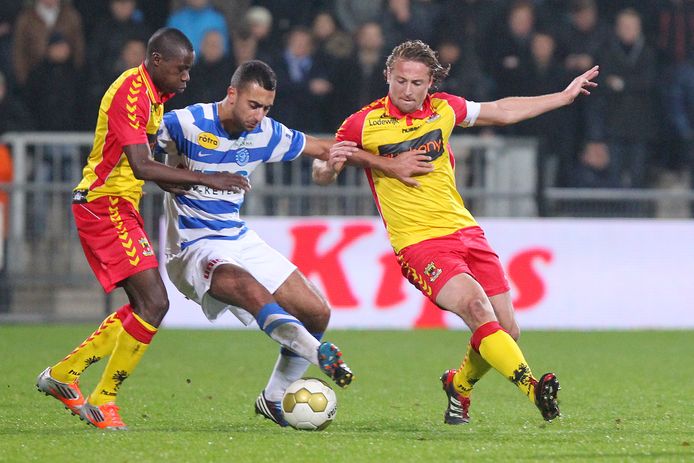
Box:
[341,97,387,127]
[358,97,388,115]
[166,102,214,125]
[430,92,467,104]
[108,67,142,97]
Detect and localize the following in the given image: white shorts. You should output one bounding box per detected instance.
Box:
[165,230,297,324]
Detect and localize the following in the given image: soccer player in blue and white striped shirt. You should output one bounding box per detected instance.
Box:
[155,60,353,427]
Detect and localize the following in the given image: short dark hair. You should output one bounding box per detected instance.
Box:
[384,40,450,88]
[230,60,277,91]
[147,27,194,60]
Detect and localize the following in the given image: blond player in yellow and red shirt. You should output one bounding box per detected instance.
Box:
[36,28,249,430]
[318,40,599,424]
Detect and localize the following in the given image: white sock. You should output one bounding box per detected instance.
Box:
[267,322,320,364]
[264,354,311,402]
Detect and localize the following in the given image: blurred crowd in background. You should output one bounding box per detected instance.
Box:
[0,0,693,193]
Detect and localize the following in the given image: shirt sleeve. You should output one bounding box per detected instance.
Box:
[335,111,366,146]
[266,118,306,163]
[154,113,181,166]
[433,92,480,127]
[462,101,481,127]
[107,77,150,147]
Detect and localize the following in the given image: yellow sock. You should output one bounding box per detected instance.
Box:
[473,322,537,403]
[50,307,130,383]
[88,311,157,406]
[453,343,491,397]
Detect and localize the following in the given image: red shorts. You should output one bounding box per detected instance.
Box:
[396,226,509,302]
[72,196,158,293]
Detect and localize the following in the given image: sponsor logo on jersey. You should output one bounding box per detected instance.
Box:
[198,132,219,150]
[377,129,444,161]
[368,116,399,126]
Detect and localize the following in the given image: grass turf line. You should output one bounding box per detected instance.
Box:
[1,326,692,462]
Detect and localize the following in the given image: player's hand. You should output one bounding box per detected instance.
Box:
[562,65,599,103]
[382,148,434,188]
[203,172,251,193]
[328,140,358,173]
[156,182,191,195]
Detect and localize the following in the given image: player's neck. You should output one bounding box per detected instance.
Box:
[216,100,244,138]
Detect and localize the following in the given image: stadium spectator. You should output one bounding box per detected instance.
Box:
[155,60,354,427]
[86,0,150,121]
[112,38,147,78]
[666,54,694,210]
[168,29,234,110]
[25,33,82,132]
[436,0,500,56]
[381,0,443,52]
[521,32,577,211]
[311,10,353,61]
[487,0,536,104]
[595,8,657,188]
[252,0,320,47]
[35,28,249,431]
[436,39,491,105]
[169,0,250,31]
[24,33,83,236]
[655,0,694,67]
[334,0,386,34]
[235,5,274,62]
[166,0,228,57]
[326,39,599,424]
[228,7,269,67]
[11,0,85,87]
[0,71,33,135]
[268,27,333,133]
[336,22,389,115]
[0,0,23,86]
[560,0,610,75]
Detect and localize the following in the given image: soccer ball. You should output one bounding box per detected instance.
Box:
[281,377,337,430]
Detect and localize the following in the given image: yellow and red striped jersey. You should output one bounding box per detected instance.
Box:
[336,93,478,253]
[75,64,173,208]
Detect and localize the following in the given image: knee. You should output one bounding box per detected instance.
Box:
[137,297,169,327]
[465,297,494,323]
[505,321,521,341]
[302,302,330,333]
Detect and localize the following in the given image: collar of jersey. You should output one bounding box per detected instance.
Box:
[212,102,259,140]
[138,63,175,105]
[385,94,434,121]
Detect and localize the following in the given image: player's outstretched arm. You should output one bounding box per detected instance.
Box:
[123,143,251,193]
[315,140,433,187]
[474,65,599,127]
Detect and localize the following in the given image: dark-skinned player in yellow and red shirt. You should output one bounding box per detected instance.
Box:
[35,28,249,430]
[314,40,599,424]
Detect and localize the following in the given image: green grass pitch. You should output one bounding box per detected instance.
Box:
[1,326,692,462]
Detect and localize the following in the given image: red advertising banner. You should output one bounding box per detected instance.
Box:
[161,218,694,329]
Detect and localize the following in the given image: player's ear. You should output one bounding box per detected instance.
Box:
[227,85,237,102]
[150,52,162,67]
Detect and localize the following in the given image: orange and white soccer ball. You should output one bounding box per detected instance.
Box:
[281,378,337,430]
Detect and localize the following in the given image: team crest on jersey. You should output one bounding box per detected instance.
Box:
[198,132,219,150]
[139,237,154,256]
[424,261,442,282]
[426,113,441,123]
[236,148,250,166]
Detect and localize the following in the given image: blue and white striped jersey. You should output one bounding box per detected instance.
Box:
[156,102,306,254]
